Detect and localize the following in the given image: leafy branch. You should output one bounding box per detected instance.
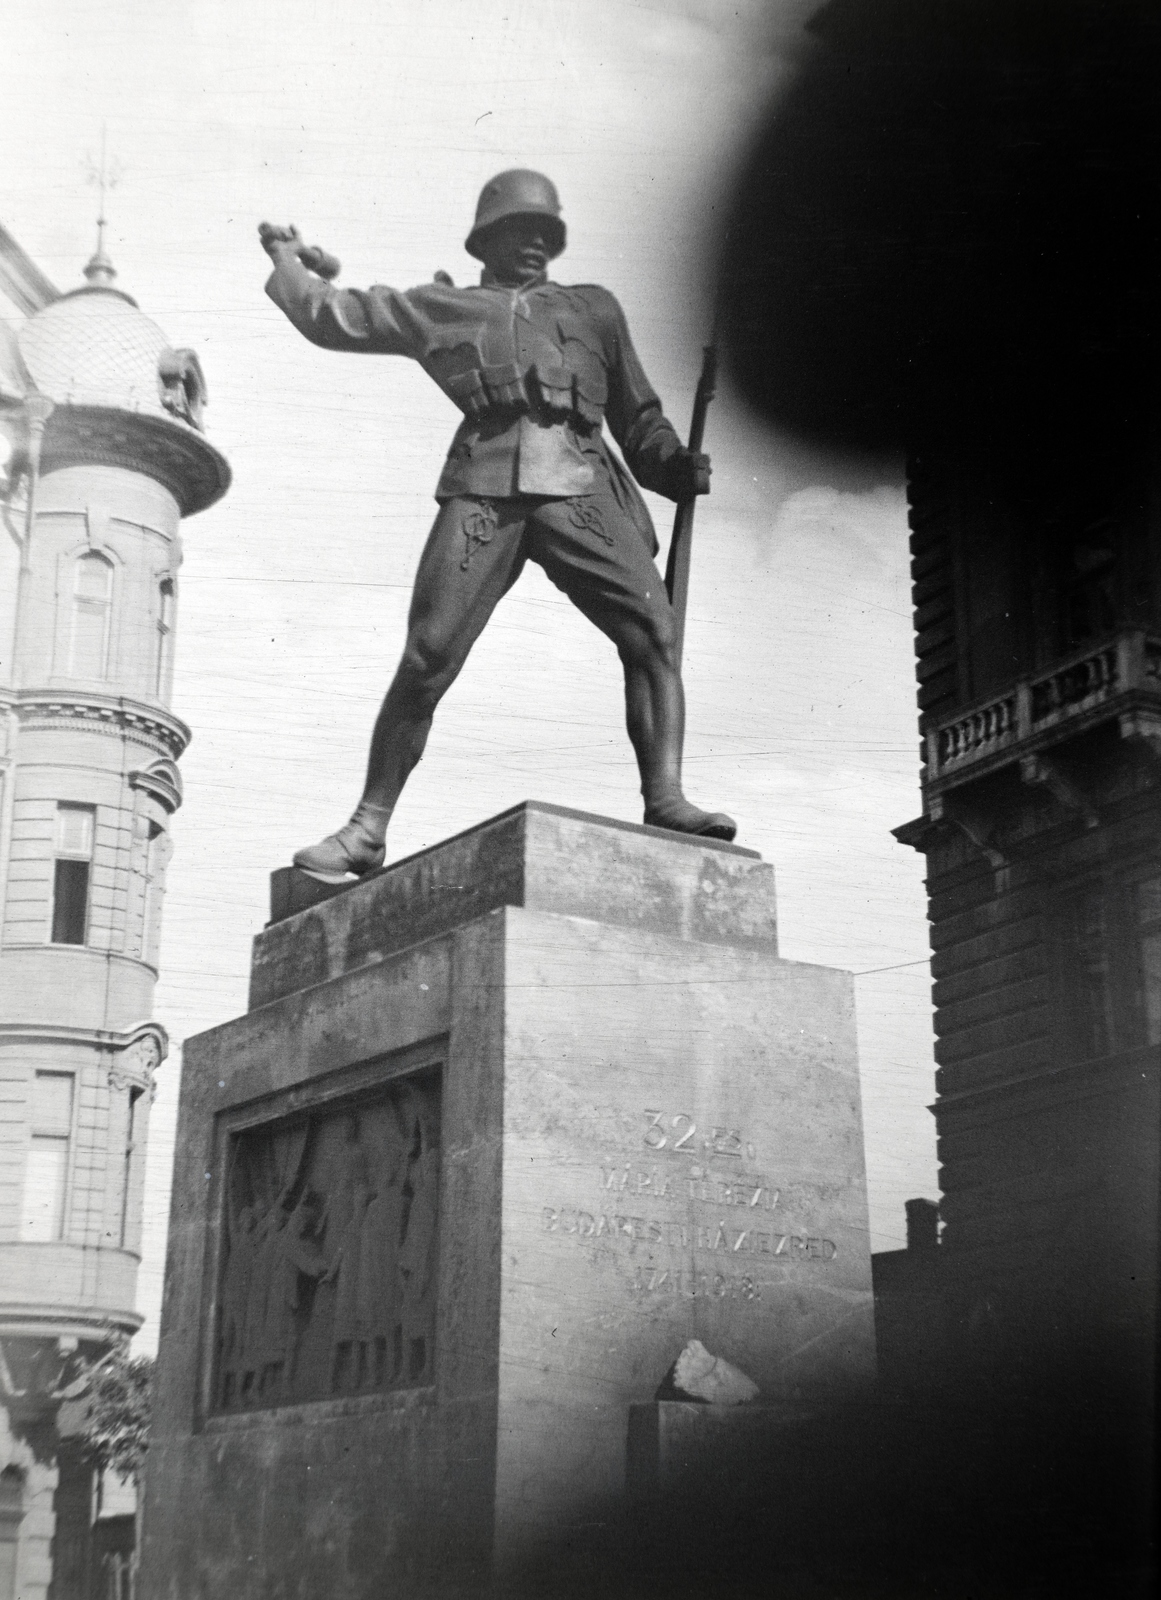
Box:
[72,1345,154,1485]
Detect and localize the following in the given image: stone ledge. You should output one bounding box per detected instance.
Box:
[253,801,776,1010]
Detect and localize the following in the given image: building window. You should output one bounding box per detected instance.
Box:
[1061,887,1113,1061]
[19,1071,75,1242]
[143,823,171,968]
[1058,871,1161,1061]
[69,551,114,678]
[51,804,95,945]
[1135,875,1161,1047]
[119,1087,143,1247]
[155,578,175,696]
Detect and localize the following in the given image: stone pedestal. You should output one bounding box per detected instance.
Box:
[139,803,875,1599]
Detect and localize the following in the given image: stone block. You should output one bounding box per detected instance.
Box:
[251,800,777,1009]
[140,806,874,1599]
[626,1397,826,1502]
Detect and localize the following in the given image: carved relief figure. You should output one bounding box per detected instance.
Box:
[397,1091,439,1381]
[215,1072,440,1410]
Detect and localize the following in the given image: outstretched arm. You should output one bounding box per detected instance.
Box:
[259,221,416,356]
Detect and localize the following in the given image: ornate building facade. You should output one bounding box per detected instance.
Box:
[0,226,228,1600]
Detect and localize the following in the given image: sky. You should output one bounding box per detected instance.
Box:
[3,0,938,1351]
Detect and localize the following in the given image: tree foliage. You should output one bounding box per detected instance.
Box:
[73,1345,154,1484]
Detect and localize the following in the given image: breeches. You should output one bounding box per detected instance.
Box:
[394,479,677,712]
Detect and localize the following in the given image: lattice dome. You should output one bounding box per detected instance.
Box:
[17,287,173,418]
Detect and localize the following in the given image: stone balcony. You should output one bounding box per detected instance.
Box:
[0,1242,142,1340]
[923,629,1161,807]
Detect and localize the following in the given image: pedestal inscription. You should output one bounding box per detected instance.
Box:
[213,1066,440,1411]
[542,1114,841,1308]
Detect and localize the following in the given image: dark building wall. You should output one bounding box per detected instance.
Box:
[719,0,1160,1409]
[47,1445,93,1600]
[897,430,1161,1398]
[718,0,1159,1583]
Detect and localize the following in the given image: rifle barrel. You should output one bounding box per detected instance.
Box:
[664,343,718,673]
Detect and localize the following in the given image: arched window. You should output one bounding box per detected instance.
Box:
[70,551,114,679]
[155,578,175,696]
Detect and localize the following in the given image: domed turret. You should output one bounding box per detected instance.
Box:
[8,244,229,515]
[19,286,171,416]
[0,233,231,1591]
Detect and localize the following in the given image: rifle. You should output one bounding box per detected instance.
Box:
[664,341,718,674]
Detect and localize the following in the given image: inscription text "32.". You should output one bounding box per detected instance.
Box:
[643,1110,747,1160]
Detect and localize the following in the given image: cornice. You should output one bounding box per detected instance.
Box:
[41,403,231,517]
[0,1310,143,1344]
[0,1019,167,1050]
[932,1043,1156,1121]
[14,689,191,759]
[0,1020,168,1094]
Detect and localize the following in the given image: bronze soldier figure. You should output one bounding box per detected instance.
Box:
[260,170,735,880]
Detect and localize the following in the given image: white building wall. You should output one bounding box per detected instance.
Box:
[0,1408,57,1600]
[1,263,227,1600]
[0,526,18,695]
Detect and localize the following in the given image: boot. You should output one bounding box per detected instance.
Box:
[644,792,737,842]
[293,809,388,883]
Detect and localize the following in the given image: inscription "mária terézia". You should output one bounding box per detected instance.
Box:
[600,1166,780,1211]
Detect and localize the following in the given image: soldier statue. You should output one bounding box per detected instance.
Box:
[260,169,735,881]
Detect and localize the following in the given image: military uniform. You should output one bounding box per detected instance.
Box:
[264,268,692,676]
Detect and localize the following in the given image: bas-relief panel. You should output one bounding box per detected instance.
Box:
[212,1070,440,1413]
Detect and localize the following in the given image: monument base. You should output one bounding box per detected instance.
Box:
[140,803,875,1598]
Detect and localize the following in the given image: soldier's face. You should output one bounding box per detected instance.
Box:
[481,217,551,285]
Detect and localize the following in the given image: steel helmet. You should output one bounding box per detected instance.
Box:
[465,170,566,261]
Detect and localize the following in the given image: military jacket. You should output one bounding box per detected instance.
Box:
[266,266,688,515]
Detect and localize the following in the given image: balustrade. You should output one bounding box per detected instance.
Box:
[927,629,1161,789]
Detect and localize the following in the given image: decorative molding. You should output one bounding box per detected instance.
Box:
[1019,754,1100,829]
[158,347,208,431]
[15,688,191,759]
[39,404,230,517]
[107,1025,166,1094]
[30,503,178,546]
[85,501,111,547]
[0,1312,143,1348]
[897,796,1010,894]
[0,1019,168,1054]
[0,1019,167,1095]
[1119,707,1161,761]
[129,758,183,813]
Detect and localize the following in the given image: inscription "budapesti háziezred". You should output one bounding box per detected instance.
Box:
[541,1206,836,1262]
